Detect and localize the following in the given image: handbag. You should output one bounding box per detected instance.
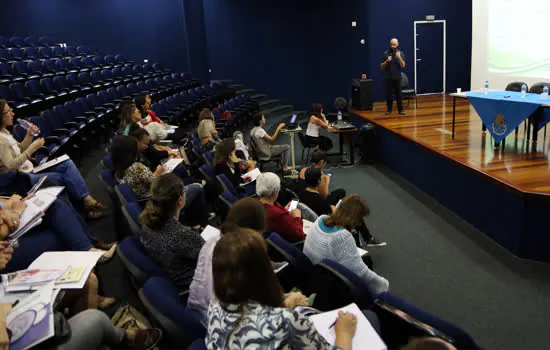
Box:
[111,304,152,332]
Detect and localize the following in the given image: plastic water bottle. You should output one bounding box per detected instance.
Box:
[484,80,489,94]
[543,85,549,100]
[337,110,342,124]
[521,84,527,98]
[17,118,39,136]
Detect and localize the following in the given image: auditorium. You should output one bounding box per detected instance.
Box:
[0,0,545,349]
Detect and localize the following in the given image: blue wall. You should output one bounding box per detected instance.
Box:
[203,0,472,106]
[203,0,369,111]
[0,0,190,73]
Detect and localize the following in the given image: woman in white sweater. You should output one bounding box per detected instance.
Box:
[303,194,389,296]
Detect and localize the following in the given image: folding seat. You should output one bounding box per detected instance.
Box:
[40,78,68,99]
[118,236,167,287]
[97,90,116,113]
[104,54,116,67]
[22,47,38,59]
[0,85,15,104]
[121,65,133,83]
[139,276,206,347]
[40,59,56,77]
[0,63,12,84]
[126,82,139,97]
[55,103,84,134]
[37,36,56,47]
[67,73,91,92]
[37,46,52,59]
[41,109,71,147]
[65,45,78,57]
[10,82,44,106]
[111,67,122,85]
[53,58,69,75]
[26,61,43,80]
[99,69,113,87]
[85,94,107,117]
[53,75,80,96]
[25,80,56,101]
[136,81,147,95]
[8,48,25,61]
[29,115,63,152]
[51,46,65,58]
[87,71,103,90]
[67,57,82,74]
[24,36,41,47]
[76,45,92,57]
[80,57,93,72]
[0,37,8,48]
[0,49,9,62]
[132,64,144,80]
[114,54,127,64]
[91,55,105,70]
[8,36,25,48]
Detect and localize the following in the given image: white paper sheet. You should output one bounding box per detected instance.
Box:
[310,303,386,350]
[240,168,261,185]
[31,154,70,173]
[162,158,183,173]
[200,225,221,241]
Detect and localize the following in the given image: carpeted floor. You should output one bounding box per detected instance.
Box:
[83,119,550,350]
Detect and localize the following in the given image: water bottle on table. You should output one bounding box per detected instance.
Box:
[521,84,527,98]
[337,110,342,125]
[542,85,549,100]
[484,80,489,95]
[17,118,40,136]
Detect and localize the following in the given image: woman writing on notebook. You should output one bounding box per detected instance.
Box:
[305,103,333,152]
[0,100,106,219]
[213,138,256,195]
[207,227,358,350]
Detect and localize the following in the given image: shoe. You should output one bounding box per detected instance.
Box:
[366,237,387,247]
[97,296,117,310]
[384,111,392,115]
[398,110,406,115]
[95,240,117,250]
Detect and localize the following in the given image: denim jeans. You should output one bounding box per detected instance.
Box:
[28,159,90,208]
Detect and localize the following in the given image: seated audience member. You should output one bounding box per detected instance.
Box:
[119,103,141,135]
[233,131,250,160]
[213,138,256,193]
[0,193,116,270]
[250,113,292,173]
[112,135,209,226]
[402,337,457,350]
[303,195,389,296]
[0,307,161,349]
[207,228,358,350]
[298,150,345,204]
[198,118,218,153]
[188,197,267,325]
[131,128,177,170]
[138,173,204,293]
[199,108,221,142]
[0,100,106,219]
[112,135,166,200]
[299,167,334,216]
[135,93,166,126]
[256,172,304,242]
[305,103,333,151]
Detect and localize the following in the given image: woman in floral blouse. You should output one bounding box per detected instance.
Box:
[207,228,358,350]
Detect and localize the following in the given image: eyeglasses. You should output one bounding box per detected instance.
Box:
[2,108,13,115]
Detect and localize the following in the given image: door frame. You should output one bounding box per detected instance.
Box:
[413,20,446,94]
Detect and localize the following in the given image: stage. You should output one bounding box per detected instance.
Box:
[351,94,550,262]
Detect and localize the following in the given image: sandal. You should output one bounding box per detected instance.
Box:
[95,240,117,250]
[84,200,107,211]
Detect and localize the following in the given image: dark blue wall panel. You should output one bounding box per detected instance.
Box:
[0,0,190,72]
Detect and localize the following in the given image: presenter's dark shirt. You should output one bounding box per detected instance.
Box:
[382,50,405,80]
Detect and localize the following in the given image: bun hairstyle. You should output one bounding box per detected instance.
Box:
[139,173,185,230]
[304,167,322,187]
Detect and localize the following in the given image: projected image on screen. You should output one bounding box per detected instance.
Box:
[488,0,550,79]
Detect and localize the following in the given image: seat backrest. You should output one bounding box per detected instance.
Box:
[118,237,167,286]
[375,292,481,350]
[505,81,528,92]
[115,183,136,205]
[100,169,118,195]
[198,164,214,183]
[140,276,206,347]
[216,174,238,195]
[400,72,409,88]
[297,202,318,222]
[308,259,374,311]
[529,82,548,94]
[266,232,314,292]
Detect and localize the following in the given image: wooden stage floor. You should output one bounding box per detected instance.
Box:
[352,94,550,196]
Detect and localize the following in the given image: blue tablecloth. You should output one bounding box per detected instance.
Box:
[467,91,550,143]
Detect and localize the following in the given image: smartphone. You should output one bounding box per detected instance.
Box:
[288,200,299,212]
[327,172,332,177]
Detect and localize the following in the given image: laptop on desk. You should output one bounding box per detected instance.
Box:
[331,121,356,130]
[286,114,298,130]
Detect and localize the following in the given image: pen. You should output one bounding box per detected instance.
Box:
[329,318,337,329]
[12,300,19,308]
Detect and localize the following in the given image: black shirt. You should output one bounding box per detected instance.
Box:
[299,189,332,216]
[382,50,405,80]
[214,162,243,189]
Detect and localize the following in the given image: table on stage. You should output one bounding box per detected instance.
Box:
[449,90,550,143]
[280,126,302,178]
[327,123,358,165]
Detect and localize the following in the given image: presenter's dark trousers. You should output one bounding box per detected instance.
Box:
[385,78,403,112]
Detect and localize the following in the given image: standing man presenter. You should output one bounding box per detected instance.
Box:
[381,38,406,115]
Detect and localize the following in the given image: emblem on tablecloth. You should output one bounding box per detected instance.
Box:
[492,113,507,136]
